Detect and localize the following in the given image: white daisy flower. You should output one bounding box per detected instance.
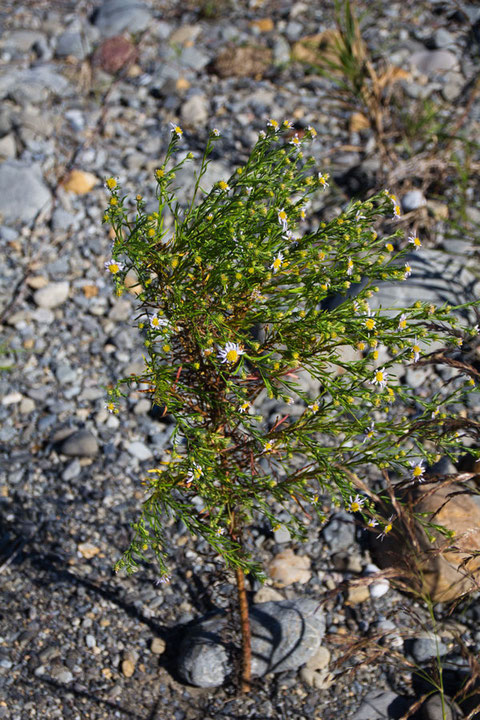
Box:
[270,252,284,273]
[170,122,183,137]
[363,422,375,442]
[347,494,366,513]
[289,134,302,147]
[404,263,412,279]
[408,234,421,251]
[398,313,408,330]
[186,462,203,485]
[217,342,245,364]
[370,367,388,389]
[239,400,251,413]
[410,460,426,481]
[277,208,288,231]
[104,259,124,274]
[346,257,354,276]
[318,172,329,190]
[211,128,221,136]
[411,338,421,363]
[150,313,169,330]
[267,119,279,130]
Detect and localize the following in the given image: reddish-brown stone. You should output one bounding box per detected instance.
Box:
[93,36,137,75]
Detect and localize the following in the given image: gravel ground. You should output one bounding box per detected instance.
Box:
[1,0,480,718]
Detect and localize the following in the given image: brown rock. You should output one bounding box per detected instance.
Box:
[267,548,312,587]
[93,36,138,75]
[346,583,370,605]
[62,170,99,195]
[250,18,274,32]
[150,637,166,655]
[212,44,272,79]
[371,480,480,602]
[121,659,135,678]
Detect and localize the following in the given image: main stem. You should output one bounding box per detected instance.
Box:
[235,565,252,693]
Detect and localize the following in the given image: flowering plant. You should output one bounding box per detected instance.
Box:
[103,121,479,686]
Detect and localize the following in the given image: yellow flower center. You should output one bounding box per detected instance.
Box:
[279,210,287,220]
[350,502,361,513]
[219,181,229,190]
[226,349,239,363]
[384,523,392,534]
[365,318,376,331]
[106,178,117,189]
[375,371,384,383]
[413,465,423,477]
[109,263,119,274]
[273,258,282,270]
[386,243,393,252]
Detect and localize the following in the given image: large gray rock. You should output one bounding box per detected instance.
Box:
[325,249,480,324]
[93,0,151,38]
[0,66,70,103]
[370,249,480,323]
[352,690,411,720]
[177,599,325,687]
[0,162,51,225]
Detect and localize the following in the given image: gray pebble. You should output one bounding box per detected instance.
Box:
[126,440,153,460]
[94,0,152,38]
[431,29,456,49]
[0,161,51,224]
[52,667,74,684]
[408,633,448,663]
[181,94,209,126]
[401,189,426,212]
[62,460,81,481]
[351,690,411,720]
[59,429,99,457]
[410,49,458,76]
[85,634,96,649]
[321,511,355,550]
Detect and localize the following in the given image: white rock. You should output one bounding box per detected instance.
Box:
[126,441,153,460]
[181,94,209,126]
[369,579,390,599]
[1,391,23,405]
[33,281,70,309]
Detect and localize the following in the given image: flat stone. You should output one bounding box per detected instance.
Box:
[268,548,312,586]
[409,49,458,76]
[401,189,426,212]
[33,281,70,309]
[126,441,153,460]
[0,133,16,159]
[93,0,152,38]
[408,633,448,663]
[181,94,209,125]
[59,429,99,457]
[352,690,411,720]
[0,161,51,225]
[0,66,70,103]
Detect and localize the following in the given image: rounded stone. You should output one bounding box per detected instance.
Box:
[33,281,70,309]
[59,429,99,457]
[0,161,51,224]
[401,189,426,212]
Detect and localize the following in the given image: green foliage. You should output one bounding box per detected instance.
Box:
[103,121,479,581]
